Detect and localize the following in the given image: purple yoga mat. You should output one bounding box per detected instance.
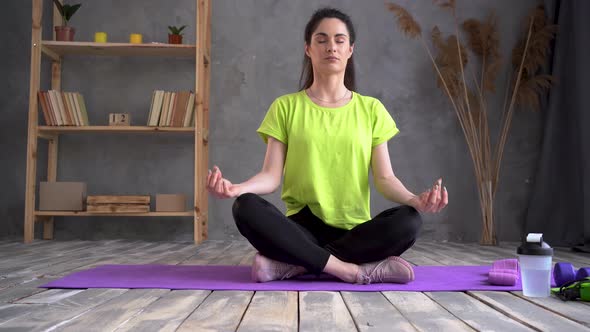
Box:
[41,264,526,292]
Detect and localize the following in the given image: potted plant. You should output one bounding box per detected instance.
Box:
[52,0,81,42]
[168,25,187,44]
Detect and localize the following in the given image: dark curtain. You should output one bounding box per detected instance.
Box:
[525,0,590,251]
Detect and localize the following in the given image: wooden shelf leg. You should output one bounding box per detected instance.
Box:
[202,0,211,242]
[24,0,44,243]
[43,218,54,240]
[43,135,59,240]
[42,55,62,241]
[194,0,211,245]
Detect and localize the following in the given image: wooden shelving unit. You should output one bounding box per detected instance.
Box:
[37,125,196,134]
[35,211,194,217]
[24,0,211,244]
[41,41,196,58]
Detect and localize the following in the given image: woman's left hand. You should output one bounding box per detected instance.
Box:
[407,178,448,213]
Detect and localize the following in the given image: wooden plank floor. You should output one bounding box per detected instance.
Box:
[0,239,589,331]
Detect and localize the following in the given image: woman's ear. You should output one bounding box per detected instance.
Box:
[304,43,310,58]
[348,43,354,58]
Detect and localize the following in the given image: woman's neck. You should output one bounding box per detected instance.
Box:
[308,72,348,102]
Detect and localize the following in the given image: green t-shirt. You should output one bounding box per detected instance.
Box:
[257,90,399,230]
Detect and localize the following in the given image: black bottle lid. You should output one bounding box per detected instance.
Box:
[517,233,554,256]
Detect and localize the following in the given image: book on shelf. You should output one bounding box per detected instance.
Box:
[37,90,89,126]
[147,90,195,127]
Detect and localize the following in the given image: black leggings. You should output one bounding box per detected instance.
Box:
[232,193,423,274]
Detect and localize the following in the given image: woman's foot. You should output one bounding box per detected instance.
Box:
[355,256,414,284]
[251,253,306,282]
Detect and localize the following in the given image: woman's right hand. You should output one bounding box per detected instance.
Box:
[407,178,448,213]
[206,166,242,199]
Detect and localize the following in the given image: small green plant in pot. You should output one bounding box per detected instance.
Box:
[52,0,81,41]
[168,25,187,44]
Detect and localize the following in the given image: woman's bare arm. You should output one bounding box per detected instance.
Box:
[207,137,286,198]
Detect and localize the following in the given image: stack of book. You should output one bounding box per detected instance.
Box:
[86,195,150,213]
[37,90,89,126]
[147,90,195,127]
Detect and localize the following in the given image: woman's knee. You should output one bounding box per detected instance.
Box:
[402,205,423,235]
[232,193,259,216]
[385,205,423,238]
[232,193,260,228]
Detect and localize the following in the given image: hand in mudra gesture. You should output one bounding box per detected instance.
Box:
[408,178,448,213]
[206,166,241,199]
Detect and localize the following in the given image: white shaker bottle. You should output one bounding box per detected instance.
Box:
[517,233,554,297]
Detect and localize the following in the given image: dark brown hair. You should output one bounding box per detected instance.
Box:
[299,8,357,91]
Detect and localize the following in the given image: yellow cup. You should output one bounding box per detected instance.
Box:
[129,33,143,44]
[94,32,107,43]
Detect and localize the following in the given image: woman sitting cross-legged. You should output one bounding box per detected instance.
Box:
[206,7,448,284]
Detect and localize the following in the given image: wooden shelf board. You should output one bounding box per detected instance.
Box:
[41,41,196,57]
[38,126,195,134]
[35,211,194,217]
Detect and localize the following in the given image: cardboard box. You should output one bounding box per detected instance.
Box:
[156,194,186,212]
[39,182,86,211]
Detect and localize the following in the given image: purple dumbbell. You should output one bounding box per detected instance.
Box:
[577,267,590,280]
[554,262,590,287]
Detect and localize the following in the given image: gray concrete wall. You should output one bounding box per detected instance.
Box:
[1,0,542,243]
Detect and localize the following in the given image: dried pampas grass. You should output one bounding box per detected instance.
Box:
[516,74,553,111]
[462,14,501,93]
[433,0,456,10]
[433,33,468,75]
[431,27,468,98]
[386,2,556,245]
[386,3,422,39]
[511,5,558,110]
